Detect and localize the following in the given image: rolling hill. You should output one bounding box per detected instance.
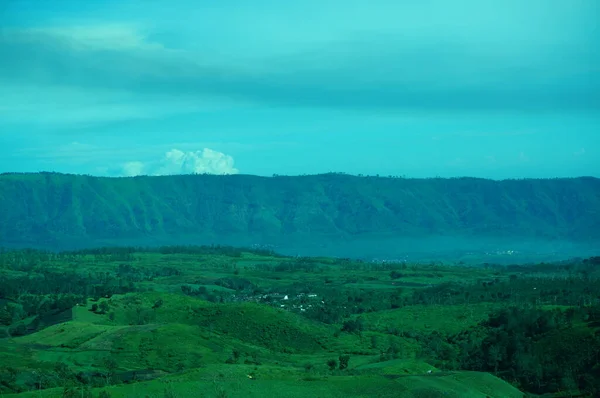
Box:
[1,172,599,258]
[2,248,598,396]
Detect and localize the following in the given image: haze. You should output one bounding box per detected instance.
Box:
[1,0,598,179]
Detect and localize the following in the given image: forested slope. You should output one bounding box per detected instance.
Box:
[0,172,599,250]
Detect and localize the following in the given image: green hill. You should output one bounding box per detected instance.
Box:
[2,248,599,397]
[0,370,525,398]
[1,172,599,259]
[96,292,330,354]
[0,289,527,398]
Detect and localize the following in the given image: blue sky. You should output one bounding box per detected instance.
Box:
[0,0,598,179]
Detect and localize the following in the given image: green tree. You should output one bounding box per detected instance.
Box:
[99,301,109,313]
[0,307,12,325]
[327,359,337,371]
[104,358,118,375]
[370,335,379,349]
[338,355,350,370]
[54,362,72,380]
[9,323,26,336]
[303,363,314,373]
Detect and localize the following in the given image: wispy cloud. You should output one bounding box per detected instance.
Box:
[11,23,160,51]
[0,81,240,129]
[452,131,539,138]
[0,2,597,117]
[14,140,295,156]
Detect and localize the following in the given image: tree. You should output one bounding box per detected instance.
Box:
[152,299,164,309]
[0,307,12,325]
[338,355,350,370]
[62,385,78,398]
[104,358,118,377]
[9,323,26,336]
[99,301,109,313]
[370,335,379,349]
[341,318,364,334]
[487,345,503,373]
[327,359,337,371]
[54,362,71,380]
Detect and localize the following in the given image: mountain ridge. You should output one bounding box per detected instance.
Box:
[1,172,599,253]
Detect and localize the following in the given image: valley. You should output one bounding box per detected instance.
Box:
[0,246,598,397]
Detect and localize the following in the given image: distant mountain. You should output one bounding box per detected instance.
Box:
[1,172,599,256]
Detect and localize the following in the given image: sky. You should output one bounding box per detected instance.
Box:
[0,0,598,179]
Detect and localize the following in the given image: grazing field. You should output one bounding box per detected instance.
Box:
[0,246,599,397]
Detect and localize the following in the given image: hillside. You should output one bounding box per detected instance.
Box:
[1,247,599,397]
[1,172,599,257]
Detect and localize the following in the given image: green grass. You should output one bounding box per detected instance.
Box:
[5,248,597,397]
[355,358,438,374]
[16,321,117,348]
[2,368,525,398]
[360,303,500,335]
[344,283,400,290]
[0,292,522,398]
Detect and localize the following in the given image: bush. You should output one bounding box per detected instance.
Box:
[303,363,314,372]
[338,355,350,370]
[9,323,26,336]
[327,359,337,371]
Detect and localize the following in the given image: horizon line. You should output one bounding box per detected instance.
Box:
[1,171,598,181]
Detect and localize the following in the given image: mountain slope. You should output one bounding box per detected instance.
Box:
[1,172,599,252]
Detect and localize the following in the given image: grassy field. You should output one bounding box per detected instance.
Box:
[1,247,598,397]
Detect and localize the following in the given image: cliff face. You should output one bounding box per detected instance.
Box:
[1,172,599,251]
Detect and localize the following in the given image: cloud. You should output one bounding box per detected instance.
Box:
[0,81,240,129]
[11,140,287,164]
[11,24,160,51]
[452,131,538,138]
[118,148,239,176]
[1,2,598,116]
[121,161,145,176]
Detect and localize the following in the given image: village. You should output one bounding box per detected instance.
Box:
[229,291,321,314]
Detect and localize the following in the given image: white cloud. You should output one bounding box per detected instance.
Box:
[5,24,161,52]
[119,148,239,176]
[0,82,240,129]
[121,161,146,177]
